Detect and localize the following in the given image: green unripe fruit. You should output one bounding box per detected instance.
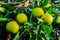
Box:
[32,8,44,17]
[16,13,28,23]
[43,13,53,25]
[6,21,19,34]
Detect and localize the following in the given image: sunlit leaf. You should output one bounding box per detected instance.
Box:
[0,17,8,21]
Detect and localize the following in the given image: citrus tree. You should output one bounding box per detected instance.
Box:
[0,0,60,40]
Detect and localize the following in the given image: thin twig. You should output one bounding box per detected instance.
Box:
[5,7,18,17]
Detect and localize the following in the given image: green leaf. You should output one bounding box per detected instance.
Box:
[43,24,53,34]
[34,23,42,40]
[3,3,15,11]
[58,35,60,40]
[0,17,8,21]
[29,33,33,40]
[58,0,60,2]
[47,5,54,14]
[43,24,49,34]
[34,29,38,35]
[42,24,53,40]
[29,4,34,9]
[0,14,3,17]
[49,25,53,34]
[0,7,5,12]
[14,10,21,15]
[42,24,49,39]
[40,0,45,6]
[13,32,19,40]
[25,21,34,27]
[34,23,42,34]
[44,0,49,6]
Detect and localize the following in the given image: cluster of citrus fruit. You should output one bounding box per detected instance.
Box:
[5,4,60,34]
[32,7,53,25]
[6,13,28,34]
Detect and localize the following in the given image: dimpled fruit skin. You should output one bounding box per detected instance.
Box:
[32,8,44,17]
[43,13,53,25]
[17,13,28,23]
[6,21,19,34]
[57,16,60,23]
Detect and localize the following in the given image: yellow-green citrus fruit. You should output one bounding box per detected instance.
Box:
[6,21,19,34]
[16,13,28,23]
[44,4,51,8]
[32,8,44,17]
[0,7,5,12]
[43,13,53,25]
[56,16,60,23]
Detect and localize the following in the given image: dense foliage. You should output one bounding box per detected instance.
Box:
[0,0,60,40]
